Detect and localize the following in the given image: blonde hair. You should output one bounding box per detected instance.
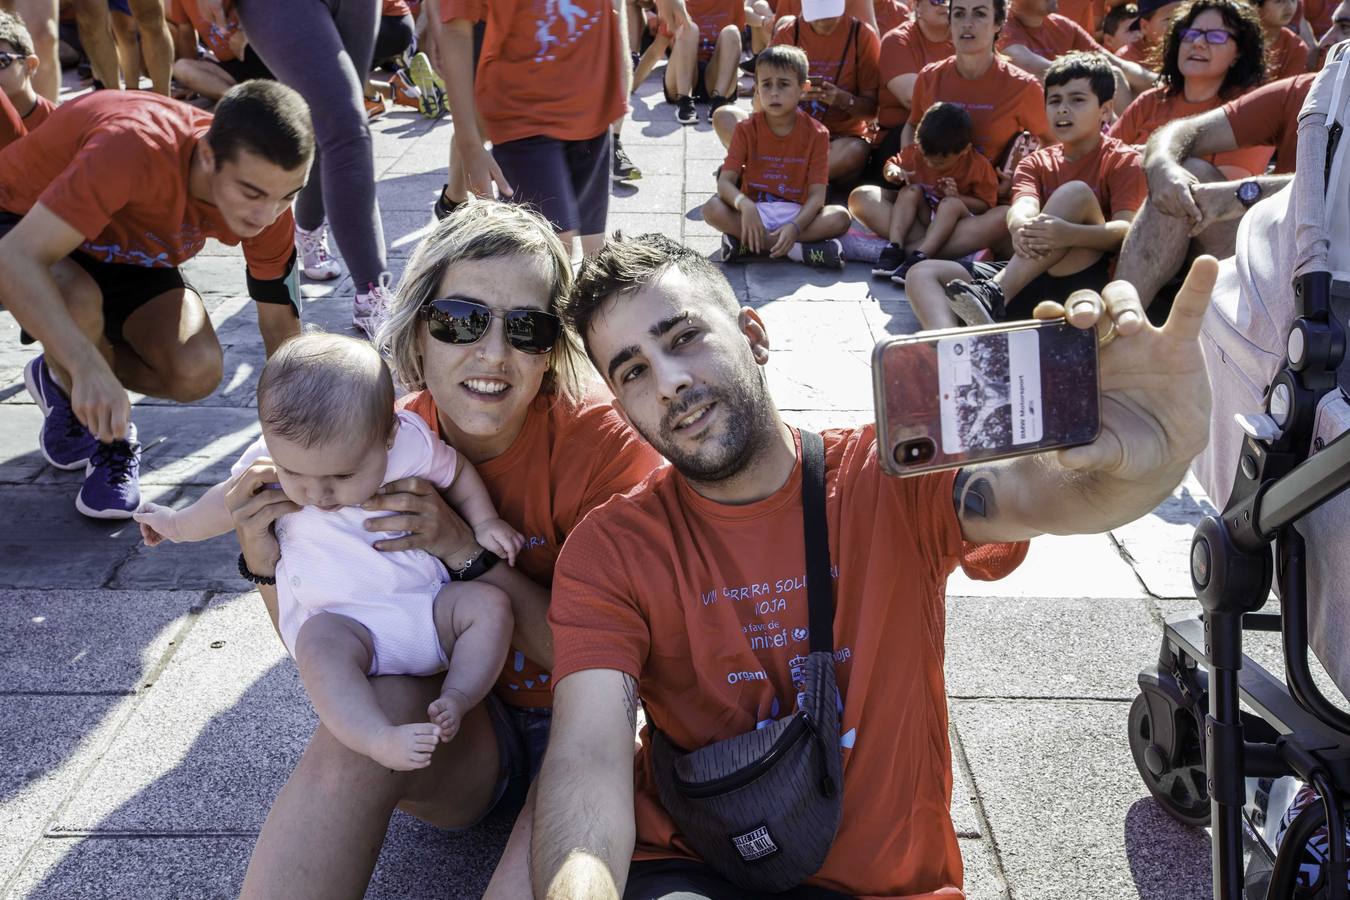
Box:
[377,201,590,401]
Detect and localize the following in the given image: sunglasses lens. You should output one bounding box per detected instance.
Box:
[504,310,561,354]
[426,299,491,344]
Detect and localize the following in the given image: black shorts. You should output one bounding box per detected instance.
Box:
[0,211,196,344]
[623,859,857,900]
[218,46,275,84]
[492,132,612,236]
[863,125,904,186]
[960,254,1114,321]
[663,59,711,103]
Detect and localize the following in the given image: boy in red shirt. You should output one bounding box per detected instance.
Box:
[1253,0,1311,78]
[873,102,998,282]
[941,53,1145,326]
[0,11,54,133]
[0,82,312,519]
[702,45,849,268]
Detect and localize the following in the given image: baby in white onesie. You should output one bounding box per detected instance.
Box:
[134,333,520,772]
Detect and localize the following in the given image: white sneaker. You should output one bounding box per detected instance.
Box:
[296,221,342,280]
[354,279,392,340]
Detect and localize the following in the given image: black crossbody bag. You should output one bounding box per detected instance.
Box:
[649,430,844,893]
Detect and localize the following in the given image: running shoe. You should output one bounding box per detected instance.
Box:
[612,137,642,182]
[720,233,750,263]
[364,93,387,120]
[871,242,906,277]
[707,94,733,119]
[296,221,342,281]
[76,424,141,520]
[354,279,393,340]
[388,69,425,113]
[943,278,1004,326]
[801,239,844,270]
[889,250,927,285]
[434,184,463,221]
[676,94,697,125]
[24,354,98,470]
[407,52,448,119]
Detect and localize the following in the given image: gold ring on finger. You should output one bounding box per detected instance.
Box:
[1098,319,1118,349]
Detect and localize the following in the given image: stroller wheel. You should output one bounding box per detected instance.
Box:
[1129,691,1212,827]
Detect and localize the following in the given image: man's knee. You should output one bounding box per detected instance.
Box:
[157,337,224,402]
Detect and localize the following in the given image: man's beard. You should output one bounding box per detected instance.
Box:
[642,366,777,484]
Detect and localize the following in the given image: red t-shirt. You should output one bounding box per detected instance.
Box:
[0,91,22,152]
[909,55,1049,162]
[874,0,911,34]
[0,92,294,278]
[997,12,1104,59]
[724,109,831,203]
[889,142,999,207]
[1011,134,1146,216]
[1222,72,1314,175]
[21,95,55,131]
[771,15,882,138]
[1056,0,1105,33]
[878,20,953,130]
[1267,26,1310,81]
[443,0,627,145]
[1110,85,1273,177]
[550,425,1028,899]
[1298,0,1333,38]
[687,0,746,60]
[400,388,661,708]
[1116,35,1158,70]
[383,0,412,14]
[166,0,243,62]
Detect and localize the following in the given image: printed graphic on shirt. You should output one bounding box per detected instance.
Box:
[533,0,601,61]
[746,149,810,202]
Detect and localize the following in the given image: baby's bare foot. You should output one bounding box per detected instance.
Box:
[428,689,471,743]
[366,723,442,770]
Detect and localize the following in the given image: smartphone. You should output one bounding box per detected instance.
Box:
[872,318,1101,477]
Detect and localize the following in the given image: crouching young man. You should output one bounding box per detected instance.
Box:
[527,230,1219,900]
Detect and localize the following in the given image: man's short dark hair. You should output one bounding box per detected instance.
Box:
[206,80,314,172]
[1044,51,1116,104]
[755,44,810,83]
[1100,2,1138,32]
[565,233,740,359]
[916,102,974,157]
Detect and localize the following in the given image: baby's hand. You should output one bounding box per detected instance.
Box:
[474,518,525,566]
[133,503,179,547]
[936,176,959,198]
[883,163,903,184]
[428,687,473,743]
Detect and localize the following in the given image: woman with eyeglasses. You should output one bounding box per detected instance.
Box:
[229,201,661,900]
[1110,0,1272,179]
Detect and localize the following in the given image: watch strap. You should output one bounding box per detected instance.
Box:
[449,548,501,581]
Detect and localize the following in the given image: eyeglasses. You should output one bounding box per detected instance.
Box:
[1179,27,1235,44]
[0,52,24,70]
[422,298,561,355]
[928,0,948,7]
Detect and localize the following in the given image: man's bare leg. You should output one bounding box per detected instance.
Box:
[706,25,741,98]
[663,18,698,99]
[109,9,141,88]
[904,258,981,329]
[73,0,121,88]
[126,0,173,94]
[171,58,237,101]
[9,0,58,98]
[112,287,223,403]
[482,782,538,900]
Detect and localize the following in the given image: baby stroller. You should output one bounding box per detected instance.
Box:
[1126,43,1350,900]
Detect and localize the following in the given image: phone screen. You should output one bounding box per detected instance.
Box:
[874,320,1100,476]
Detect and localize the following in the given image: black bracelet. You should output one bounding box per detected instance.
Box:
[238,552,277,586]
[449,548,500,582]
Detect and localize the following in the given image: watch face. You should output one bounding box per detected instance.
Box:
[1238,181,1260,205]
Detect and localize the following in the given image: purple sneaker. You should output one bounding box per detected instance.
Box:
[76,423,142,520]
[23,354,98,470]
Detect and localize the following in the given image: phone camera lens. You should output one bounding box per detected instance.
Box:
[895,438,936,466]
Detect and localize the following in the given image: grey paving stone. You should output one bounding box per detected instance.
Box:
[610,177,684,216]
[109,528,243,592]
[386,136,453,175]
[953,699,1211,900]
[367,810,513,900]
[962,836,1008,900]
[377,173,447,212]
[946,596,1165,701]
[765,348,873,411]
[620,145,685,178]
[746,260,877,303]
[6,834,254,899]
[1110,474,1215,600]
[0,403,47,482]
[0,486,141,589]
[861,294,922,339]
[779,409,871,432]
[607,212,686,241]
[755,299,874,352]
[685,151,726,185]
[54,594,315,833]
[0,695,127,886]
[686,126,734,160]
[685,234,724,258]
[947,533,1141,600]
[0,589,203,694]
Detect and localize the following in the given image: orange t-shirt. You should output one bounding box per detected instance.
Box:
[21,95,55,131]
[400,388,661,708]
[874,0,911,35]
[1222,72,1313,175]
[774,0,877,29]
[889,142,999,207]
[1116,34,1158,70]
[1297,0,1333,38]
[166,0,243,62]
[443,0,626,145]
[687,0,746,60]
[878,20,953,129]
[1011,134,1146,216]
[725,108,831,203]
[771,16,882,138]
[1267,26,1310,81]
[1057,0,1106,33]
[909,55,1049,163]
[550,425,1028,900]
[0,91,22,152]
[0,92,294,278]
[997,12,1104,59]
[1110,85,1273,177]
[383,0,412,14]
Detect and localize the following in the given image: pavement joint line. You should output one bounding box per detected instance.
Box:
[949,721,1014,900]
[42,830,259,839]
[0,592,215,898]
[0,690,135,697]
[946,694,1134,703]
[1105,529,1161,600]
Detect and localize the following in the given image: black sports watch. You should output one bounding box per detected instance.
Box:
[1236,180,1262,209]
[449,548,500,582]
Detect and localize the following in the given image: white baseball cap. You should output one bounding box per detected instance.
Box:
[801,0,845,21]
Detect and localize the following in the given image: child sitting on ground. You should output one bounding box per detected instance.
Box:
[871,101,999,284]
[1098,3,1142,53]
[0,11,53,132]
[940,53,1145,326]
[702,44,850,269]
[133,333,519,772]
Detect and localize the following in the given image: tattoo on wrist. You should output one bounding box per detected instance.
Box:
[621,675,639,732]
[953,468,998,520]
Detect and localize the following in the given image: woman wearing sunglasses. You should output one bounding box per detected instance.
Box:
[231,201,661,900]
[1110,0,1271,179]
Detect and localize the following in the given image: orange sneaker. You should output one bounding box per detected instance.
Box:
[389,69,422,112]
[364,93,387,120]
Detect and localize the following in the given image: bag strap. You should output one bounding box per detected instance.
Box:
[833,20,858,90]
[800,430,834,655]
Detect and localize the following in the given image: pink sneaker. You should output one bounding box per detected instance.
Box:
[296,221,342,281]
[354,279,392,340]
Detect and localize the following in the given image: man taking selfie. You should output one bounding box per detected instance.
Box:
[530,233,1218,900]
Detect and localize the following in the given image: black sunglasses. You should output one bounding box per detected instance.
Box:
[0,52,24,71]
[422,297,561,355]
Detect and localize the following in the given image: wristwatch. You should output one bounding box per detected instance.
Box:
[1236,180,1262,209]
[449,548,501,582]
